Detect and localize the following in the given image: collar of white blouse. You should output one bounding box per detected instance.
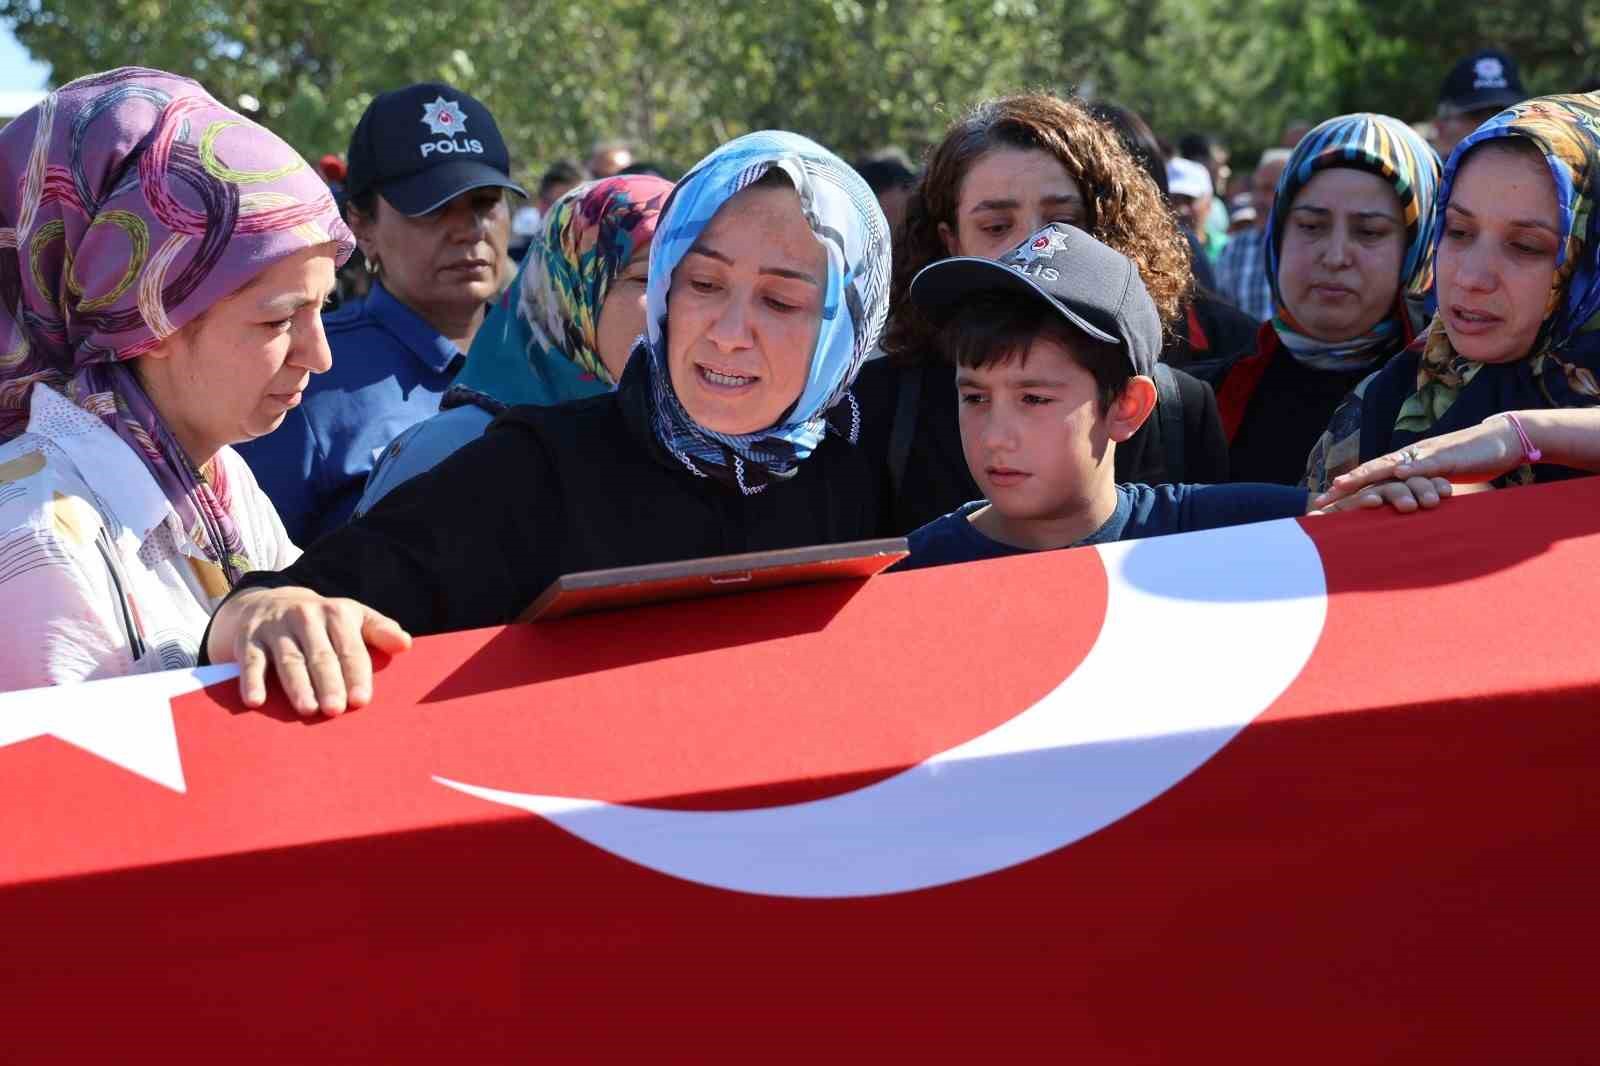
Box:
[27,383,180,554]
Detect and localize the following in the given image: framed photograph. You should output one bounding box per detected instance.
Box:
[519,538,909,622]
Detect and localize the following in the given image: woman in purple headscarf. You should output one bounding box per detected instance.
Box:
[0,67,355,690]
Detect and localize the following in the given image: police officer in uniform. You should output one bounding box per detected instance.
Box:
[1433,49,1527,158]
[237,83,525,544]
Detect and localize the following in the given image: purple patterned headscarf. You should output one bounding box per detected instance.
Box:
[0,67,353,583]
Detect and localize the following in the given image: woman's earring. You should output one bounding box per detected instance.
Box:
[367,253,381,277]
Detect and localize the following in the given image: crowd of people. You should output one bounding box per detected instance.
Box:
[2,52,1598,708]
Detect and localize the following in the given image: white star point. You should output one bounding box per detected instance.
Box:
[0,666,239,793]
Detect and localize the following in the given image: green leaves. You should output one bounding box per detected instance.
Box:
[4,0,1596,178]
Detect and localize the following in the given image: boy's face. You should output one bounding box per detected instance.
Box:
[956,335,1114,523]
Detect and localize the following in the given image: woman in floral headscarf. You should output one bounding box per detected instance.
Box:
[1212,113,1441,485]
[202,130,892,717]
[355,175,671,512]
[0,67,352,690]
[1304,91,1600,493]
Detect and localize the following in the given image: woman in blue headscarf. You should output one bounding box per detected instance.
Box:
[201,131,893,716]
[1211,113,1441,484]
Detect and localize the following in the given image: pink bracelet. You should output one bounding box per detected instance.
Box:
[1497,412,1543,463]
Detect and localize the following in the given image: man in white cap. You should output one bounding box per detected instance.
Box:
[1167,156,1222,263]
[1212,148,1291,320]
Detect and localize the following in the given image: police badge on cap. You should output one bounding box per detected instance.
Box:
[345,82,527,216]
[1437,49,1527,117]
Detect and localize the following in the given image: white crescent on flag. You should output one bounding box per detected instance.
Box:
[436,517,1328,898]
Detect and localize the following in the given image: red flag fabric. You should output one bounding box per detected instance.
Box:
[2,478,1597,1063]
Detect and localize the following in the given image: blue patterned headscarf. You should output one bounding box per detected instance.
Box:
[1266,113,1441,372]
[1398,91,1600,434]
[636,130,891,495]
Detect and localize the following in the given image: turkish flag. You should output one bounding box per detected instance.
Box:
[2,478,1597,1063]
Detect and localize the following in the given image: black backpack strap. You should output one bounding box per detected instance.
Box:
[1154,363,1186,484]
[887,365,924,498]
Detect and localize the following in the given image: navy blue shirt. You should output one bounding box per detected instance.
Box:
[236,282,465,545]
[894,482,1310,571]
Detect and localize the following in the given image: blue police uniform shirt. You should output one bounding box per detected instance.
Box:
[893,482,1310,571]
[353,404,494,518]
[351,278,617,518]
[236,281,466,545]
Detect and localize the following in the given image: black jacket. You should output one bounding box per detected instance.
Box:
[1164,293,1261,385]
[1225,342,1376,485]
[220,374,886,638]
[854,356,1230,536]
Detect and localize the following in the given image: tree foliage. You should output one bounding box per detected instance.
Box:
[4,0,1597,177]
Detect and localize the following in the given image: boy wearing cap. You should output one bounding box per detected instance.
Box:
[894,224,1311,571]
[237,81,527,544]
